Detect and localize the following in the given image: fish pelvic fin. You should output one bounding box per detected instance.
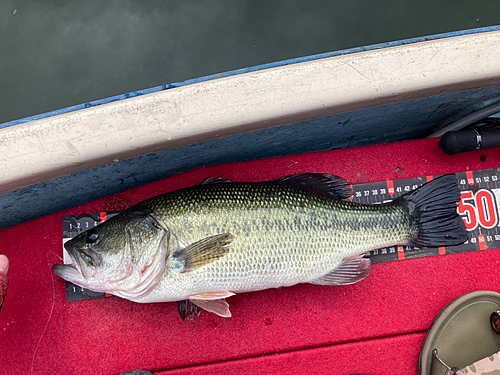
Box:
[188,291,236,300]
[398,174,468,247]
[177,300,201,321]
[188,292,234,318]
[310,255,371,286]
[171,233,233,273]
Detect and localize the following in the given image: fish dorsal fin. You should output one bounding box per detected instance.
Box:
[171,233,233,273]
[197,176,231,185]
[274,173,352,200]
[310,255,371,286]
[188,298,232,318]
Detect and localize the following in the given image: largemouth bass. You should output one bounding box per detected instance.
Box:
[53,173,467,318]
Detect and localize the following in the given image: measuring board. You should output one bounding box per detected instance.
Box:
[61,168,500,302]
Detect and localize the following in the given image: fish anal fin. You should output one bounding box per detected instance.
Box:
[172,233,233,273]
[274,173,352,200]
[310,255,371,286]
[188,298,232,318]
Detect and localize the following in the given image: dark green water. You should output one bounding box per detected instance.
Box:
[1,0,499,124]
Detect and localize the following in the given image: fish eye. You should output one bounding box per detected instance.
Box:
[85,228,99,244]
[78,250,94,267]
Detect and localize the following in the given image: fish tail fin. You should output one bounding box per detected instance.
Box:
[398,175,468,247]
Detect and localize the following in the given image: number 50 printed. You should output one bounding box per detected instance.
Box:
[458,189,500,231]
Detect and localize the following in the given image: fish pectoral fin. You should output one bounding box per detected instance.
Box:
[188,297,233,318]
[172,233,233,273]
[310,255,371,286]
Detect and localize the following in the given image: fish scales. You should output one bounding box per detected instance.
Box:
[53,174,467,318]
[138,182,410,301]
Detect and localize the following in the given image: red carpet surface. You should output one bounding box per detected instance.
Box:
[1,137,499,375]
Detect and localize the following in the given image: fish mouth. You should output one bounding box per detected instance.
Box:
[52,263,85,283]
[52,242,85,283]
[63,241,83,273]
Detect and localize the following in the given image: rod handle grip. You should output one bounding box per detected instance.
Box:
[440,128,500,155]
